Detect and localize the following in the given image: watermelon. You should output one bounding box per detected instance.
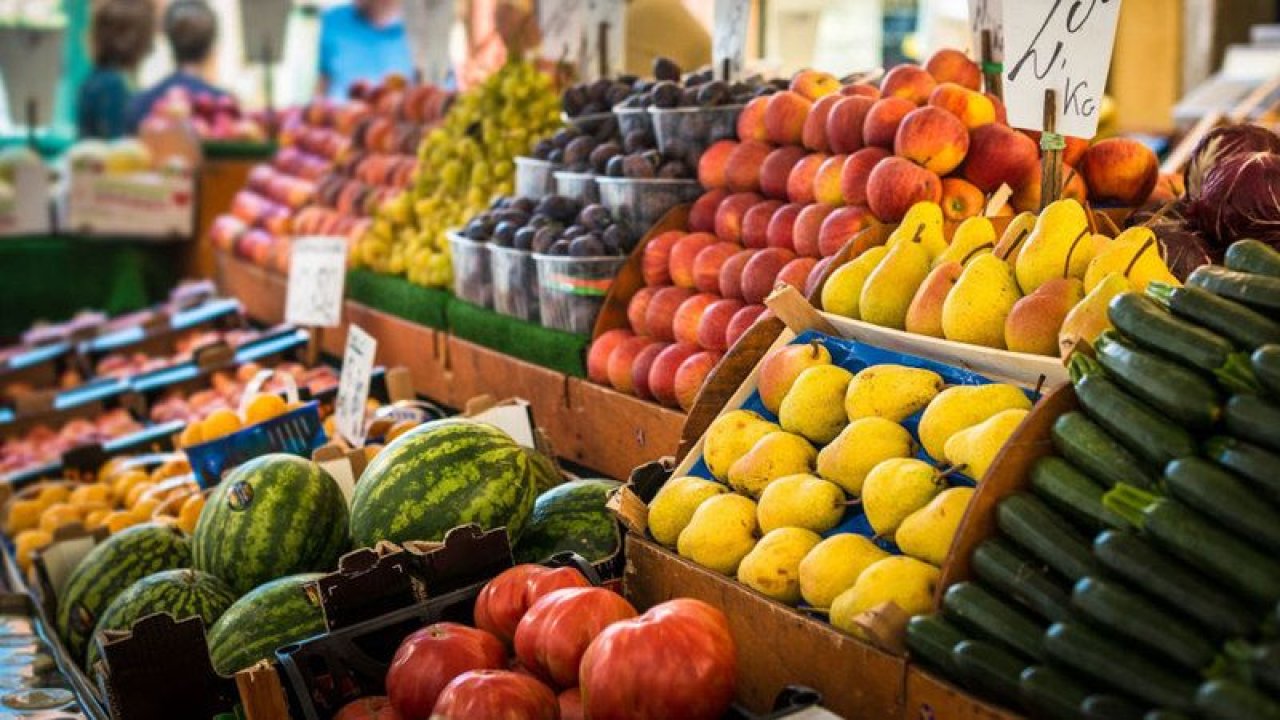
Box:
[193,454,349,595]
[86,569,236,671]
[515,479,622,564]
[350,420,538,547]
[206,573,326,676]
[56,523,191,664]
[527,447,562,494]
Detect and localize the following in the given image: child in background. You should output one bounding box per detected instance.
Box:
[77,0,155,140]
[126,0,228,132]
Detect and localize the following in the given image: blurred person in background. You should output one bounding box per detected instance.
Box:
[126,0,228,132]
[77,0,156,139]
[316,0,415,100]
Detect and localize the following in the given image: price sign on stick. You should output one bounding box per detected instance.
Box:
[403,0,454,85]
[584,0,626,80]
[968,0,1003,61]
[540,0,585,68]
[336,325,377,447]
[237,0,291,63]
[713,0,751,82]
[0,26,63,127]
[1002,0,1122,139]
[286,237,347,328]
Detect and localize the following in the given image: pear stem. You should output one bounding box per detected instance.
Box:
[936,464,966,479]
[1062,227,1089,279]
[1123,237,1157,279]
[842,498,863,507]
[805,606,832,616]
[1095,208,1122,237]
[910,224,925,243]
[961,242,995,266]
[808,340,824,359]
[996,229,1030,261]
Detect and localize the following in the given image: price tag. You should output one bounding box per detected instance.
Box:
[0,26,63,126]
[967,0,1003,61]
[403,0,454,85]
[583,0,626,80]
[336,324,377,447]
[237,0,291,63]
[286,237,347,328]
[539,0,585,66]
[1002,0,1122,139]
[713,0,751,82]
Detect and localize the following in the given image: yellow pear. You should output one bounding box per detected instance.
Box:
[862,458,947,536]
[821,246,889,319]
[1004,277,1086,356]
[918,384,1032,461]
[726,432,817,497]
[703,410,781,480]
[756,341,833,415]
[817,418,917,496]
[944,408,1029,480]
[1058,271,1131,360]
[905,261,964,338]
[933,216,996,268]
[676,493,759,574]
[830,556,941,637]
[779,365,855,445]
[941,253,1022,348]
[1083,226,1179,293]
[992,211,1037,266]
[798,533,890,609]
[887,201,948,260]
[845,364,944,422]
[737,527,823,605]
[860,239,933,329]
[757,474,847,534]
[1014,199,1092,294]
[896,487,976,565]
[648,476,728,547]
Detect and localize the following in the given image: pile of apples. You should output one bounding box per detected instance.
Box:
[140,86,267,142]
[0,409,142,480]
[150,362,338,429]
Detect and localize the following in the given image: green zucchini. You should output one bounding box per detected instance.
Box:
[1226,239,1280,277]
[1195,679,1280,720]
[1043,622,1197,711]
[905,614,969,677]
[1240,642,1280,696]
[1147,282,1280,350]
[971,538,1072,623]
[997,493,1099,582]
[1021,665,1089,720]
[1205,436,1280,503]
[1081,694,1146,720]
[1104,485,1280,604]
[943,582,1046,661]
[1071,576,1218,672]
[1051,412,1154,489]
[1093,330,1222,428]
[952,639,1029,708]
[1188,265,1280,312]
[1225,394,1280,453]
[1164,457,1280,553]
[1068,354,1197,469]
[1092,530,1257,639]
[1031,456,1126,533]
[1255,345,1280,397]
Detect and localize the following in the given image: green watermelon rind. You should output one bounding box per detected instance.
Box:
[514,479,622,564]
[206,573,326,676]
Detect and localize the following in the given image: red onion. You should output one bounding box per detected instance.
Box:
[1185,124,1280,199]
[1189,150,1280,250]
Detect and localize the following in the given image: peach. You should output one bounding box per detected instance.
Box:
[1012,163,1088,212]
[988,93,1007,125]
[726,305,769,347]
[689,189,729,233]
[928,83,995,129]
[669,232,719,288]
[693,241,744,294]
[642,231,685,286]
[840,146,891,206]
[841,84,881,100]
[673,293,720,346]
[645,286,697,340]
[924,49,981,91]
[941,177,985,221]
[827,96,875,154]
[714,192,764,244]
[648,343,700,408]
[737,96,770,143]
[1149,172,1184,204]
[862,97,916,149]
[818,205,874,257]
[588,328,634,384]
[793,204,837,258]
[787,154,829,204]
[777,256,819,292]
[607,336,659,394]
[741,247,797,304]
[760,146,809,200]
[866,156,942,222]
[806,255,838,297]
[963,123,1039,193]
[894,107,970,175]
[1078,137,1159,206]
[813,154,849,206]
[627,286,659,333]
[697,298,746,351]
[630,341,671,401]
[1063,136,1088,167]
[742,200,784,249]
[764,91,813,146]
[802,95,843,153]
[881,64,936,105]
[719,249,757,300]
[766,203,804,252]
[675,351,724,411]
[697,140,738,189]
[725,141,774,193]
[790,69,841,101]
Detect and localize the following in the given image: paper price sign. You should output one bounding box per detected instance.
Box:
[237,0,291,62]
[540,0,585,66]
[584,0,626,80]
[336,324,377,447]
[286,237,347,328]
[713,0,751,81]
[967,0,1003,61]
[1003,0,1122,139]
[403,0,454,85]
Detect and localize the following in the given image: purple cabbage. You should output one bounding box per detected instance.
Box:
[1185,123,1280,199]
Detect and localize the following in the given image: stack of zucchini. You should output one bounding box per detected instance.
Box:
[906,239,1280,720]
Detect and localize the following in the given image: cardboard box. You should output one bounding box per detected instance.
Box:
[0,153,52,236]
[64,167,196,238]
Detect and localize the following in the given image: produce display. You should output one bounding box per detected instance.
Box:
[139,86,268,142]
[92,326,260,378]
[0,409,144,479]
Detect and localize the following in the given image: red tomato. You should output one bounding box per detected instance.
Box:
[474,564,591,646]
[558,688,584,720]
[429,669,559,720]
[334,696,401,720]
[385,622,506,719]
[513,587,638,689]
[579,599,737,720]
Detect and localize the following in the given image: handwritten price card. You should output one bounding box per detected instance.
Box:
[1003,0,1122,138]
[584,0,626,79]
[403,0,454,85]
[967,0,1003,61]
[336,324,377,447]
[286,237,347,328]
[713,0,750,81]
[540,0,585,66]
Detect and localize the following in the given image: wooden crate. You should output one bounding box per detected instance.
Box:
[905,666,1025,720]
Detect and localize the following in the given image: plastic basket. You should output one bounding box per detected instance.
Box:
[613,106,653,138]
[533,254,627,334]
[489,244,540,321]
[650,104,745,157]
[553,170,600,204]
[514,156,557,199]
[596,177,703,239]
[446,231,492,308]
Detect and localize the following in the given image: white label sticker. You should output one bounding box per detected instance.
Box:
[540,0,585,66]
[1002,0,1122,139]
[403,0,454,85]
[286,237,347,328]
[336,325,377,447]
[713,0,751,82]
[583,0,626,80]
[967,0,1003,61]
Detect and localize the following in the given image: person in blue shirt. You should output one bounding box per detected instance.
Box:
[316,0,416,100]
[77,0,155,140]
[126,0,229,132]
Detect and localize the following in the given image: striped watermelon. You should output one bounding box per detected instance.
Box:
[56,523,191,665]
[86,569,236,672]
[350,420,538,547]
[527,448,562,494]
[193,454,349,595]
[515,479,622,564]
[206,573,326,676]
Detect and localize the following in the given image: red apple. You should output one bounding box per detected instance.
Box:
[648,343,700,408]
[786,154,828,204]
[818,205,874,257]
[725,140,773,193]
[642,231,684,286]
[673,293,720,346]
[697,298,746,351]
[826,96,875,154]
[894,106,970,175]
[644,286,697,341]
[862,97,916,149]
[741,200,784,249]
[669,232,719,288]
[719,249,756,300]
[675,351,723,411]
[726,305,768,347]
[793,204,837,257]
[963,123,1039,192]
[697,140,738,189]
[881,64,936,105]
[689,189,729,233]
[627,287,659,334]
[587,329,634,384]
[630,341,671,400]
[713,193,764,244]
[741,247,797,304]
[693,241,744,294]
[802,95,842,153]
[840,146,891,206]
[925,48,982,90]
[866,156,943,222]
[760,146,809,200]
[765,203,804,252]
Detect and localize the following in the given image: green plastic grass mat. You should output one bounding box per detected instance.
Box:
[446,299,589,378]
[201,141,278,160]
[345,269,450,330]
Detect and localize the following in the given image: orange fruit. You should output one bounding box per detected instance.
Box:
[201,409,242,441]
[6,499,43,533]
[69,484,111,507]
[177,494,205,534]
[178,422,204,448]
[132,498,160,520]
[36,485,70,508]
[38,503,81,533]
[112,470,149,504]
[98,457,130,484]
[125,481,157,509]
[104,511,139,534]
[362,444,383,464]
[243,393,288,425]
[14,529,52,572]
[84,509,111,530]
[149,458,191,482]
[385,420,419,443]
